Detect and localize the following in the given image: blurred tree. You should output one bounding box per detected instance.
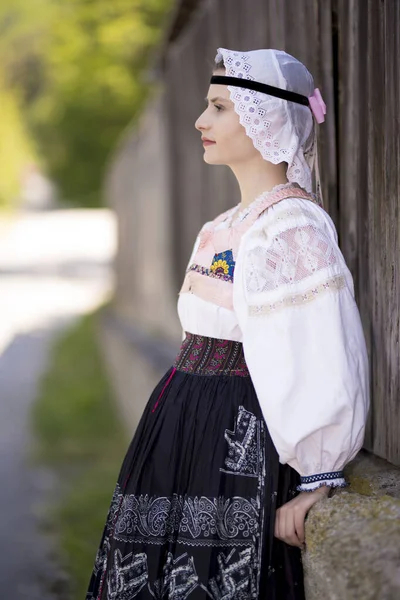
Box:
[0,0,174,207]
[0,77,36,207]
[0,0,49,207]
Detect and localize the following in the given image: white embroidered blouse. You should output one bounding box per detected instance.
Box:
[177,182,370,492]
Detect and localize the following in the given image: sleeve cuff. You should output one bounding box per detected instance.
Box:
[296,470,348,492]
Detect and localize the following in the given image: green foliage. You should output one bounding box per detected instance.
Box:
[0,0,174,207]
[0,79,36,207]
[31,309,128,597]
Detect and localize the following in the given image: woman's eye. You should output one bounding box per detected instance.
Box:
[204,102,223,112]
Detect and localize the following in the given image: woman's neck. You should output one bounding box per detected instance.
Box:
[230,161,289,210]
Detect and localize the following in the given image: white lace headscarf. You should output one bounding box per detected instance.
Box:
[214,48,326,207]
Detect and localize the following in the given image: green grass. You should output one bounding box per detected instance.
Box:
[31,309,128,598]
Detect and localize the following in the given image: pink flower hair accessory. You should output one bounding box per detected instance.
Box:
[308,88,326,123]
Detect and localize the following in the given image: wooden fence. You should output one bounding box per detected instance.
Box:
[106,0,400,465]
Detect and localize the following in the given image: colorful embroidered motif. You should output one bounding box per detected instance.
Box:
[210,250,235,279]
[174,333,249,377]
[211,259,230,275]
[187,263,233,283]
[187,248,236,284]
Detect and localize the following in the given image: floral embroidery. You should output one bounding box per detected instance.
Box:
[88,411,267,600]
[110,488,260,545]
[188,263,233,283]
[187,248,236,285]
[89,491,264,599]
[211,259,230,275]
[210,250,235,279]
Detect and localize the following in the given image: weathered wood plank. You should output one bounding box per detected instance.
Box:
[107,0,400,466]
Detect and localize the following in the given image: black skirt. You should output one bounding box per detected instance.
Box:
[86,333,305,599]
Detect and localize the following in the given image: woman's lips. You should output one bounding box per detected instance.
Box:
[202,140,216,146]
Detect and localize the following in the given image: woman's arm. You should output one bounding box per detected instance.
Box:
[233,198,370,545]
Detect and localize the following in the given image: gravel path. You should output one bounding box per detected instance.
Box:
[0,209,115,598]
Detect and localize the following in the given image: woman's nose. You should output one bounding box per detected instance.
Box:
[194,109,209,132]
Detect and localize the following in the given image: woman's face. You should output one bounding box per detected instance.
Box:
[194,69,259,166]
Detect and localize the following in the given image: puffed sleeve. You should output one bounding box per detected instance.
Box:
[232,198,370,492]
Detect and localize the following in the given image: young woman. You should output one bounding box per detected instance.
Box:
[86,47,369,600]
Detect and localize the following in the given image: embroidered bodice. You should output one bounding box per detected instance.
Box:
[180,183,318,311]
[177,183,370,491]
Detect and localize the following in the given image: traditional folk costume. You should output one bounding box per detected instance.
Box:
[86,48,369,600]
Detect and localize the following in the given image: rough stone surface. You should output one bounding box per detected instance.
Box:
[345,451,400,500]
[303,454,400,599]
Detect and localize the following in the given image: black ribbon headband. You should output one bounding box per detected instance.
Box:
[210,75,310,108]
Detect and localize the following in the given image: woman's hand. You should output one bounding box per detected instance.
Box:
[274,485,330,549]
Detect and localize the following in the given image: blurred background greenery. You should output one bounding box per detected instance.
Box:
[0,0,173,209]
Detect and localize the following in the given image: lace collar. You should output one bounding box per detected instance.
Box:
[227,182,304,228]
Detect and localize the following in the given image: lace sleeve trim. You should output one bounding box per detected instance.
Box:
[248,273,346,316]
[297,470,347,492]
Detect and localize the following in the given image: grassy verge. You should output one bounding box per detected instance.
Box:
[31,309,128,598]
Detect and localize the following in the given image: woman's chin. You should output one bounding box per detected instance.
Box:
[203,152,224,165]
